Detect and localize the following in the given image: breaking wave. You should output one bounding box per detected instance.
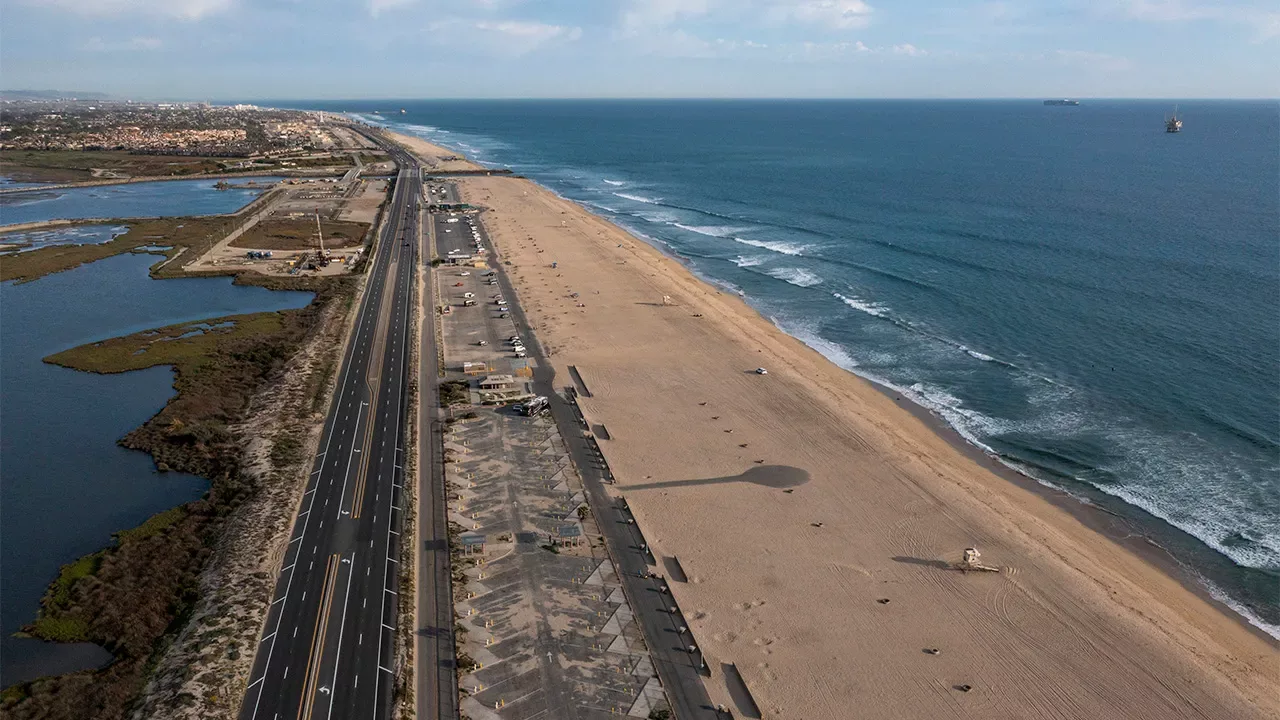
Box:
[734,237,807,256]
[768,267,823,287]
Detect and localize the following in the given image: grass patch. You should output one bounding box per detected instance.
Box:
[44,552,105,615]
[114,507,188,545]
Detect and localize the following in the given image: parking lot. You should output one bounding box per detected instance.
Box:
[433,199,670,719]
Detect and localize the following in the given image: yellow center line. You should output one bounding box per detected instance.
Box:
[353,249,398,520]
[297,554,340,720]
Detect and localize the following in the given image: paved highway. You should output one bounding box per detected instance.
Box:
[240,141,420,720]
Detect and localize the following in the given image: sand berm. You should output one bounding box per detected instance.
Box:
[396,130,1279,719]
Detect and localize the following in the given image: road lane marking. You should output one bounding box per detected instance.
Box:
[325,553,356,719]
[296,554,338,720]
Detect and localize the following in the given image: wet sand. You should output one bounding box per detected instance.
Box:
[446,172,1278,719]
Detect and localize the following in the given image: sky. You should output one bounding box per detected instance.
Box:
[1,0,1277,99]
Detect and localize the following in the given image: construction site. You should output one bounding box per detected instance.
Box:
[181,173,390,276]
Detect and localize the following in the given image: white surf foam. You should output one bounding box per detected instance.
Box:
[773,317,860,371]
[582,200,620,214]
[603,179,626,186]
[964,347,995,362]
[674,223,749,238]
[768,267,823,287]
[614,191,661,205]
[833,291,889,317]
[734,237,807,256]
[732,255,768,268]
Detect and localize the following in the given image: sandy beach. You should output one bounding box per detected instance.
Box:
[384,130,483,172]
[449,172,1279,719]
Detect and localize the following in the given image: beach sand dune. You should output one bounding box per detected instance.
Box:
[457,175,1278,719]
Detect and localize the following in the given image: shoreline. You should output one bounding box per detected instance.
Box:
[863,371,1279,644]
[442,168,1277,718]
[380,125,1278,641]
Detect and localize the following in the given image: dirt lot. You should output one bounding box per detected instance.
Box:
[229,218,368,250]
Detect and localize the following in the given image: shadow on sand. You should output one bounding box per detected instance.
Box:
[624,465,810,492]
[891,556,954,570]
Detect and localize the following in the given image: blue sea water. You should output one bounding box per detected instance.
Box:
[1,243,311,681]
[0,177,281,225]
[299,99,1279,633]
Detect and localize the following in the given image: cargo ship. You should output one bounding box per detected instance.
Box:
[1044,99,1080,106]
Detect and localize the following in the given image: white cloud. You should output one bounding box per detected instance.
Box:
[1118,0,1280,41]
[475,20,582,46]
[368,0,415,18]
[23,0,234,20]
[768,0,873,30]
[423,18,582,55]
[82,36,163,52]
[621,0,715,33]
[892,42,925,56]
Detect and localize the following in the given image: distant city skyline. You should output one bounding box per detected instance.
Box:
[2,0,1277,99]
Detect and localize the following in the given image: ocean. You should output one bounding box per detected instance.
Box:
[294,99,1279,634]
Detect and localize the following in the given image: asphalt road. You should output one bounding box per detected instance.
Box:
[240,143,420,720]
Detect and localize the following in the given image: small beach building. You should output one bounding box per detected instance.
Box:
[458,533,487,555]
[478,374,515,391]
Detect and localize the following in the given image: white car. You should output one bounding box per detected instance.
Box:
[478,340,488,346]
[755,367,769,375]
[463,292,475,298]
[459,271,470,276]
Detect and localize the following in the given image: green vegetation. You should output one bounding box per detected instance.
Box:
[113,507,187,545]
[440,380,470,406]
[270,434,304,469]
[2,274,356,720]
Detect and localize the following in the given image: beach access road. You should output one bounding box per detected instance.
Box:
[416,187,458,720]
[238,148,420,720]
